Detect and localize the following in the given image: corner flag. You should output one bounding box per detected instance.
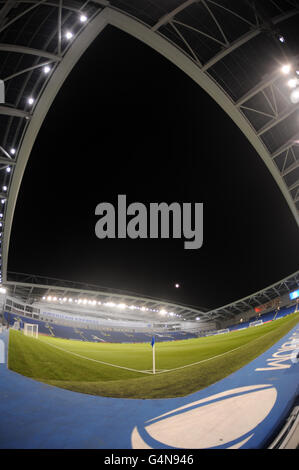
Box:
[151,336,155,374]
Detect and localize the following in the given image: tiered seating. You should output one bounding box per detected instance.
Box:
[3,311,199,343]
[227,304,297,332]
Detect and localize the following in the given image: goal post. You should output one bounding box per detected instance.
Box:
[23,323,38,339]
[249,319,263,327]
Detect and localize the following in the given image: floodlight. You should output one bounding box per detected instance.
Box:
[10,148,15,155]
[65,31,73,40]
[117,303,126,309]
[287,78,297,89]
[27,97,34,105]
[43,65,51,74]
[290,88,299,104]
[160,309,167,315]
[1,199,5,204]
[278,35,285,43]
[3,186,7,191]
[6,167,11,173]
[281,64,291,74]
[80,15,87,22]
[0,287,6,294]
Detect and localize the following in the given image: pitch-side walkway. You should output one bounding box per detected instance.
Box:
[0,323,299,449]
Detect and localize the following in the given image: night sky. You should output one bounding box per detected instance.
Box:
[8,26,299,310]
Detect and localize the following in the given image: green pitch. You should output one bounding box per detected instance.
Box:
[8,312,299,398]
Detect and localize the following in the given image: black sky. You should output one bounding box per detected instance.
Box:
[8,26,299,310]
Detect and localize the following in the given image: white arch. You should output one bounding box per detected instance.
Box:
[2,7,298,280]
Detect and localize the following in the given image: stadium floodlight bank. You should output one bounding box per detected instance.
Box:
[23,323,38,339]
[249,320,263,327]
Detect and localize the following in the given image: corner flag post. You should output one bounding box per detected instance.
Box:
[151,336,155,374]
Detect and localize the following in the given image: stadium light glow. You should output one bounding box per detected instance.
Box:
[6,167,11,173]
[278,35,285,43]
[2,186,7,191]
[117,303,126,309]
[290,88,299,104]
[160,309,167,315]
[80,14,87,22]
[0,287,6,294]
[27,97,34,105]
[10,148,16,155]
[281,64,291,74]
[65,31,73,40]
[43,65,51,74]
[287,78,297,88]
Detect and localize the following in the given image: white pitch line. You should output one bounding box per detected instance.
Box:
[39,339,153,375]
[38,325,281,377]
[154,327,280,374]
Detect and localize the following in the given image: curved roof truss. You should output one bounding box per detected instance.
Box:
[0,0,298,285]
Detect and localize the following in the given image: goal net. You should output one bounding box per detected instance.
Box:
[24,323,38,339]
[249,319,263,327]
[12,321,20,330]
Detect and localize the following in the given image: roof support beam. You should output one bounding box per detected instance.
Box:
[152,0,198,31]
[0,105,30,118]
[271,132,299,159]
[0,44,61,61]
[257,104,299,136]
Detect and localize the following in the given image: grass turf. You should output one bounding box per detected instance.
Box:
[8,312,299,399]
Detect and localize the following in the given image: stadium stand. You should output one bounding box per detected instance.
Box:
[3,302,297,344]
[3,312,199,343]
[228,304,297,332]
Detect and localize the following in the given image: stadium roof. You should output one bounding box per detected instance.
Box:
[0,0,298,291]
[5,271,207,322]
[4,270,299,323]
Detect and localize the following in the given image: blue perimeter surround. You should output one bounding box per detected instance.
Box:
[0,320,299,449]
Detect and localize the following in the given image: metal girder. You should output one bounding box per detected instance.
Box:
[152,0,197,31]
[281,160,299,178]
[0,43,61,60]
[0,105,30,118]
[0,2,298,304]
[0,0,17,27]
[271,132,299,159]
[257,103,299,136]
